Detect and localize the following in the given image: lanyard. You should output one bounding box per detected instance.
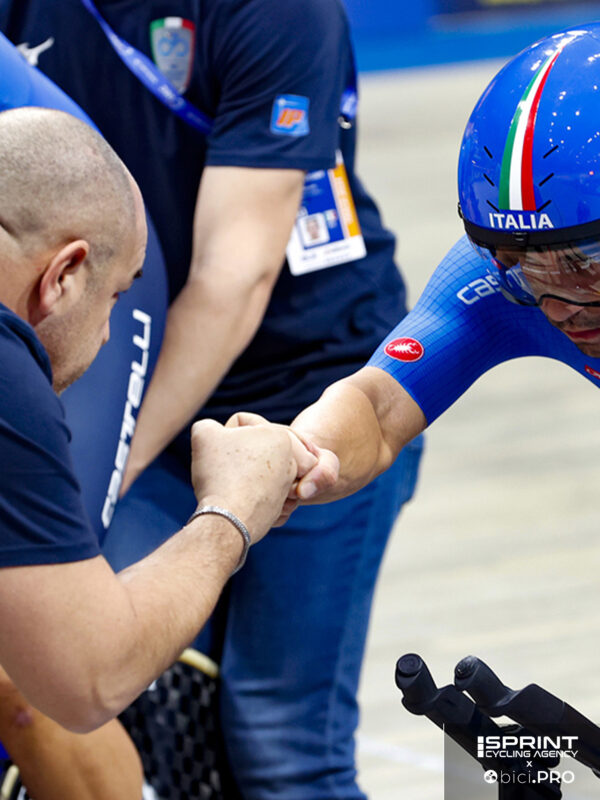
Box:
[81,0,358,132]
[80,0,214,133]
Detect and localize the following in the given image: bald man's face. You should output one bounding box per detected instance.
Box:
[38,193,147,394]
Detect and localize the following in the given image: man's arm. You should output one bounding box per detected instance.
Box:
[0,420,309,733]
[0,667,143,800]
[275,237,525,507]
[291,366,427,501]
[121,166,304,493]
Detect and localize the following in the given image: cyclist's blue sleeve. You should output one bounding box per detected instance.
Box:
[368,237,560,424]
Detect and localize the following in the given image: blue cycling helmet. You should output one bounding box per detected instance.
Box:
[458,23,600,306]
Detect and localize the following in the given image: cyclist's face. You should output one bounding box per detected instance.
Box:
[515,248,600,356]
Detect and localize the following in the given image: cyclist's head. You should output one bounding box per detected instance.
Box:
[457,22,600,354]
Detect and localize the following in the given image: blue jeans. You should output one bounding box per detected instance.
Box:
[103,436,423,799]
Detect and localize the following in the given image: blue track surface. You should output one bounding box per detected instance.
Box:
[354,3,600,72]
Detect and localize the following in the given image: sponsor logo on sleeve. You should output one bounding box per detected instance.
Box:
[384,337,424,362]
[585,365,600,381]
[457,274,501,305]
[270,95,310,136]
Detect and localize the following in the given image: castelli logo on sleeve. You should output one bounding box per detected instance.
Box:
[384,337,424,362]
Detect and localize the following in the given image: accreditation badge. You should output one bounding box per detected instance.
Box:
[149,17,195,94]
[286,151,366,276]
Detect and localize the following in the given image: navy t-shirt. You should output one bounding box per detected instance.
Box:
[0,0,408,426]
[0,305,100,566]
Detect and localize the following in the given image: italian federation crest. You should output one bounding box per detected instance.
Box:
[150,17,195,94]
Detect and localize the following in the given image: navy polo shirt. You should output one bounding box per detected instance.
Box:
[0,305,100,566]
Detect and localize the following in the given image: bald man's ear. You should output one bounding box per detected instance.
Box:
[37,240,90,319]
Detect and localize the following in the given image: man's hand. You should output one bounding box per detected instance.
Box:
[190,418,321,541]
[225,412,340,524]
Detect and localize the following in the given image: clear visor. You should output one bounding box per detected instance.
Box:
[469,237,600,307]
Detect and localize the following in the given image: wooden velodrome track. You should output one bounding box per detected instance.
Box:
[355,61,600,798]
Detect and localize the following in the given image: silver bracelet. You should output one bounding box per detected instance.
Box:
[186,505,251,574]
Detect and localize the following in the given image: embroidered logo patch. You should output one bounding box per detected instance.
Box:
[270,95,310,136]
[150,17,195,94]
[384,338,424,363]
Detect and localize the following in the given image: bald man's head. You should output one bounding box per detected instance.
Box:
[0,107,137,270]
[0,107,147,392]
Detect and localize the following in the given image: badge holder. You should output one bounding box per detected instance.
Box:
[395,654,600,799]
[286,150,366,276]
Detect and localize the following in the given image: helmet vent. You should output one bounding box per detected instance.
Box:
[486,200,500,212]
[483,146,494,159]
[537,199,552,212]
[538,172,554,187]
[543,145,559,159]
[484,174,495,187]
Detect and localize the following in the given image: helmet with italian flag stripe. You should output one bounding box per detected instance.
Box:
[457,24,600,310]
[458,24,600,249]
